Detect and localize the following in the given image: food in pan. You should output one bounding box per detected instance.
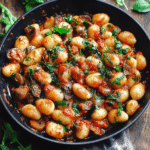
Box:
[2,13,147,141]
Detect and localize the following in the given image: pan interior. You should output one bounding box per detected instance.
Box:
[0,0,150,145]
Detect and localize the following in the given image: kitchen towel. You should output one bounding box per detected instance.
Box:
[59,129,134,150]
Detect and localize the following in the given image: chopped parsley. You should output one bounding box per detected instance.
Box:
[106,94,120,102]
[98,61,111,79]
[113,65,121,72]
[107,101,114,106]
[109,76,124,85]
[34,68,39,72]
[64,15,78,25]
[132,73,139,82]
[114,117,123,123]
[52,55,58,62]
[111,48,128,55]
[127,55,131,60]
[117,103,124,116]
[114,40,122,49]
[39,61,57,73]
[95,95,103,102]
[100,28,106,35]
[72,103,80,114]
[31,88,35,97]
[26,57,31,61]
[51,73,60,85]
[26,68,33,80]
[69,53,77,65]
[94,103,99,110]
[10,73,15,80]
[79,49,84,56]
[104,53,113,66]
[107,24,112,27]
[84,70,89,75]
[83,39,98,51]
[83,21,90,28]
[54,101,67,107]
[68,37,72,43]
[112,28,118,36]
[45,32,51,36]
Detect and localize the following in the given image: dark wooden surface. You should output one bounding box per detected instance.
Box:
[0,0,150,149]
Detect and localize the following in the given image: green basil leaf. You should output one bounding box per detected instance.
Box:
[21,0,44,12]
[0,3,17,34]
[132,0,150,13]
[53,27,71,35]
[115,0,128,10]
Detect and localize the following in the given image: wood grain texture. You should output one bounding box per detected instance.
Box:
[0,0,150,149]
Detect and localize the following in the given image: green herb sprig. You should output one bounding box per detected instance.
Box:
[0,122,32,150]
[21,0,44,12]
[132,0,150,13]
[115,0,128,10]
[0,3,17,35]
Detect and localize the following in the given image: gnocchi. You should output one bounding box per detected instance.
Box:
[3,12,147,141]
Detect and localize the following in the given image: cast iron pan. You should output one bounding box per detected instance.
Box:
[0,0,150,145]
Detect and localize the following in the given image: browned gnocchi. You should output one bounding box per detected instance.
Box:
[2,12,147,142]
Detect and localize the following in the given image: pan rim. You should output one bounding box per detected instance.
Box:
[0,0,150,145]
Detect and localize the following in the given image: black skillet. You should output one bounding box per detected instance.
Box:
[0,0,150,145]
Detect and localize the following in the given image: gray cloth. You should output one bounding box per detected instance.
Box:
[59,129,134,150]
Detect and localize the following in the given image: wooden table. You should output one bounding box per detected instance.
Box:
[0,0,150,149]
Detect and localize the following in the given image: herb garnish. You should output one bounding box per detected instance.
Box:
[84,70,89,75]
[115,0,128,10]
[106,94,120,102]
[114,40,122,49]
[95,95,103,102]
[0,122,32,150]
[111,48,128,55]
[55,120,70,132]
[64,15,78,25]
[54,101,67,107]
[45,32,51,36]
[113,65,121,72]
[39,61,57,73]
[127,55,131,60]
[117,103,124,116]
[94,103,99,110]
[112,28,118,36]
[114,117,123,123]
[69,53,77,65]
[109,76,124,85]
[100,28,106,35]
[132,0,150,13]
[21,0,44,12]
[83,21,90,28]
[53,26,71,35]
[0,3,17,35]
[132,73,139,82]
[10,73,15,80]
[104,53,113,66]
[26,57,31,61]
[72,103,80,114]
[26,68,33,80]
[98,61,111,79]
[107,101,114,106]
